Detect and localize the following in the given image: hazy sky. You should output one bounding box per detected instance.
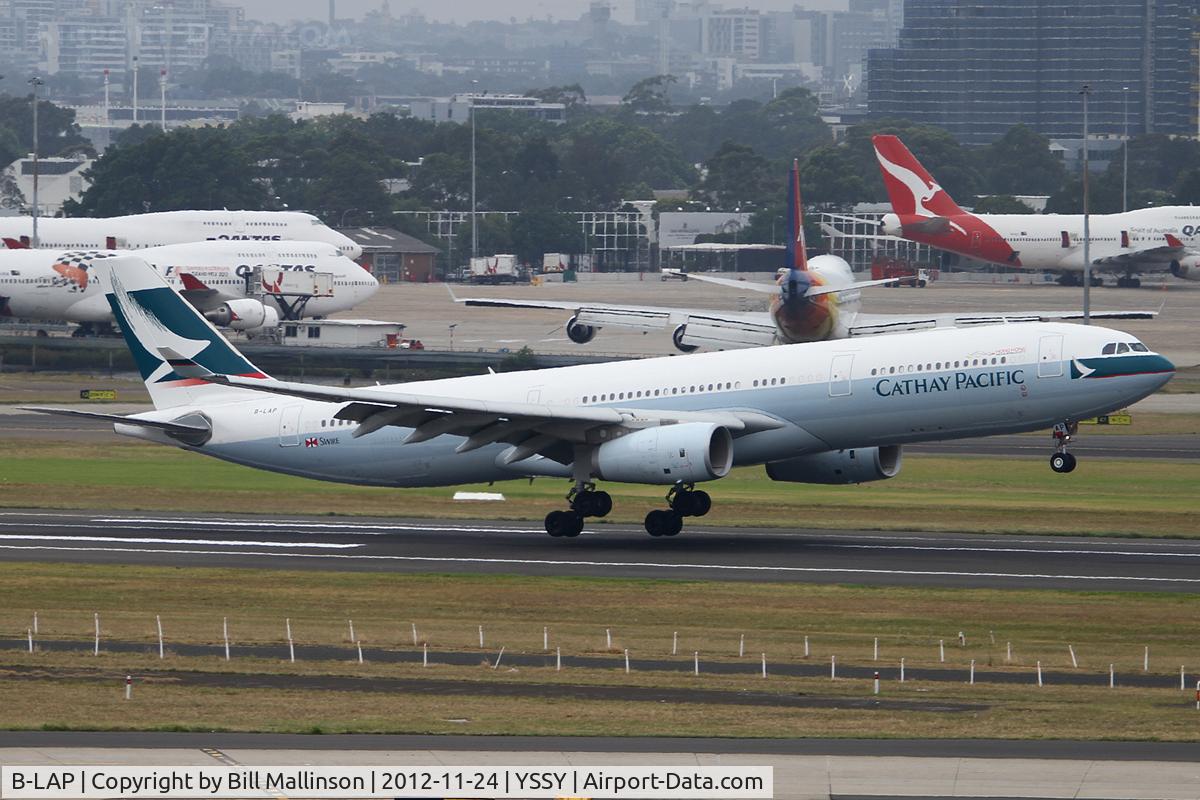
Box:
[238,0,848,25]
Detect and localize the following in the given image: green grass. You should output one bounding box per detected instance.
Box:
[1,439,1197,536]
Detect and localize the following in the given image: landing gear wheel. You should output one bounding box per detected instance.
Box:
[668,485,712,517]
[545,510,584,537]
[569,487,612,518]
[1050,452,1077,473]
[645,509,684,537]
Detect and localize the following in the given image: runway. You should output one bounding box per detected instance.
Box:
[2,509,1200,591]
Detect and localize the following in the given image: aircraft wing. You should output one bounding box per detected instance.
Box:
[197,373,785,467]
[456,295,777,349]
[1092,235,1188,266]
[670,270,900,297]
[176,272,221,308]
[848,308,1159,337]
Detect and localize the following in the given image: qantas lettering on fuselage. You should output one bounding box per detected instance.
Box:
[207,234,284,242]
[875,369,1025,397]
[233,264,317,277]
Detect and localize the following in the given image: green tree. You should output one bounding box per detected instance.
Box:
[976,125,1065,196]
[0,95,93,158]
[843,119,982,203]
[800,144,868,206]
[510,209,580,263]
[1044,173,1125,214]
[972,195,1039,213]
[1172,167,1200,204]
[696,141,772,209]
[622,75,676,114]
[64,127,267,215]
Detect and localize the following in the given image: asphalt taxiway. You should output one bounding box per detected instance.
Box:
[2,510,1199,591]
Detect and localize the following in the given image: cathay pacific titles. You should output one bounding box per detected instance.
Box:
[875,369,1025,397]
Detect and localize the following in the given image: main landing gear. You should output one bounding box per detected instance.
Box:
[644,484,712,537]
[1050,421,1078,473]
[544,483,612,537]
[1115,275,1142,288]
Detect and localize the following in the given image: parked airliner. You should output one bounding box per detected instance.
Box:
[0,240,377,332]
[0,210,362,260]
[461,162,1154,351]
[27,256,1173,538]
[874,134,1200,287]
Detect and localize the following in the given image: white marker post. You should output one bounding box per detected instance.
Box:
[873,671,880,695]
[804,635,810,658]
[124,674,131,701]
[556,646,561,672]
[694,651,699,676]
[1037,660,1043,687]
[412,622,418,646]
[739,634,745,658]
[156,615,164,660]
[1195,680,1199,710]
[357,641,364,664]
[606,628,612,650]
[479,625,484,648]
[831,655,837,680]
[423,643,428,668]
[543,626,548,651]
[624,649,630,674]
[761,653,767,679]
[1069,645,1077,668]
[900,657,905,683]
[493,646,504,670]
[93,612,99,656]
[672,631,678,656]
[1181,666,1186,691]
[27,628,32,653]
[348,619,355,643]
[222,617,230,661]
[939,639,945,663]
[874,637,878,661]
[958,631,965,647]
[969,659,975,685]
[1006,641,1012,663]
[1110,663,1115,688]
[1144,646,1150,672]
[286,618,295,663]
[33,611,37,635]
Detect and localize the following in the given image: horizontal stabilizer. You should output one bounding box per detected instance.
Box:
[900,217,952,235]
[19,406,211,443]
[804,277,899,297]
[666,270,779,294]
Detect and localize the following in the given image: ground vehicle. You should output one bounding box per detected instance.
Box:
[870,257,936,287]
[469,254,519,284]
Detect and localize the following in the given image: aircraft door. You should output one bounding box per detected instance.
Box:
[970,231,982,251]
[828,354,854,397]
[526,388,542,404]
[1038,335,1064,378]
[278,405,301,446]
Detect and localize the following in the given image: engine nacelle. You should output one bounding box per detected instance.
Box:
[594,423,733,485]
[205,299,280,331]
[1170,256,1200,280]
[766,445,902,485]
[566,315,597,344]
[672,324,699,353]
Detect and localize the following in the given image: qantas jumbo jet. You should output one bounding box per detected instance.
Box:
[0,240,377,333]
[873,134,1200,287]
[0,210,363,260]
[26,255,1173,537]
[460,162,1154,352]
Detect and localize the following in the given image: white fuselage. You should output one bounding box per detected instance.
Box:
[0,241,377,323]
[2,210,363,260]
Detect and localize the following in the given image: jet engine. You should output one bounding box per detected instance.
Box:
[566,315,597,344]
[205,299,280,331]
[594,423,733,484]
[1170,257,1200,280]
[766,446,902,484]
[672,324,699,353]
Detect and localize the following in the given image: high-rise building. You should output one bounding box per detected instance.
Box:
[867,0,1200,145]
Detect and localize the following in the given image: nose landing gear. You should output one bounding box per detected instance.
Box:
[1050,422,1078,473]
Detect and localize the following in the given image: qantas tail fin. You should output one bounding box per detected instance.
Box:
[94,255,269,410]
[786,159,809,271]
[872,134,966,218]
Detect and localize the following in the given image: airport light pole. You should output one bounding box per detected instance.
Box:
[470,84,479,260]
[132,55,139,124]
[1080,83,1091,325]
[28,75,43,248]
[1122,85,1129,213]
[159,69,167,131]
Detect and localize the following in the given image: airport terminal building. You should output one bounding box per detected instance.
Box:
[867,0,1198,145]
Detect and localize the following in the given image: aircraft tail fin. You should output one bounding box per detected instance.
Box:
[872,134,966,218]
[94,255,270,410]
[786,159,810,272]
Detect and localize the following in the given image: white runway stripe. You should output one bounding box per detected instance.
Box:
[89,517,548,535]
[0,534,360,549]
[0,544,1194,583]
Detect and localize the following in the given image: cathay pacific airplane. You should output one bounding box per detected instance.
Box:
[874,134,1200,287]
[0,210,363,260]
[460,162,1154,352]
[0,240,377,332]
[27,256,1174,538]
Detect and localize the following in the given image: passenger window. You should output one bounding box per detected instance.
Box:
[779,378,786,385]
[1102,343,1116,355]
[753,380,759,387]
[889,367,896,374]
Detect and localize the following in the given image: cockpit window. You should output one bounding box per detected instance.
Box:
[1130,342,1149,352]
[1116,342,1130,354]
[1102,343,1117,355]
